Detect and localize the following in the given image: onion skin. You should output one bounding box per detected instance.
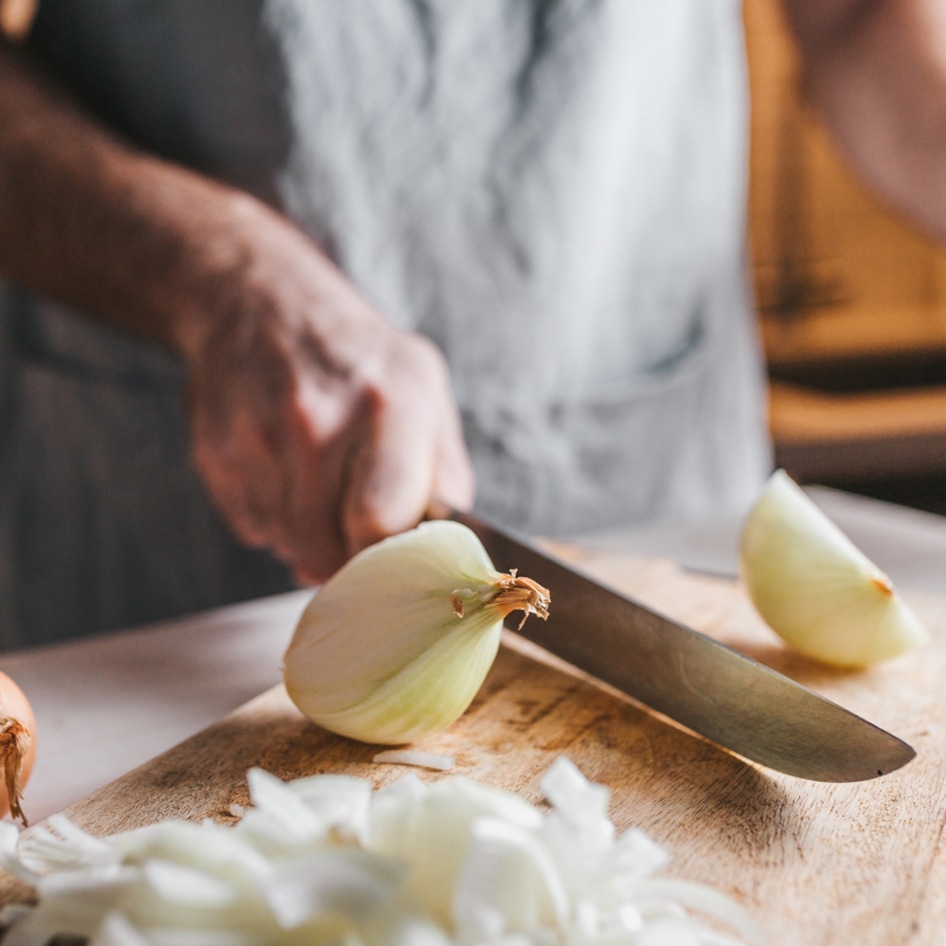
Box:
[0,671,36,826]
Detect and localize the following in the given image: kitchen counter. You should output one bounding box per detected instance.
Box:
[4,487,946,824]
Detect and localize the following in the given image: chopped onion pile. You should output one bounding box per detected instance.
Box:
[0,758,761,945]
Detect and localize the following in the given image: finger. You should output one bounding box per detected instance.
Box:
[191,406,288,550]
[341,386,439,556]
[276,397,356,584]
[432,403,476,514]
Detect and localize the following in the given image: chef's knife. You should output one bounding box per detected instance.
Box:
[433,505,915,781]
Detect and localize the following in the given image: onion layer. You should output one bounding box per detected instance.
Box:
[283,521,549,744]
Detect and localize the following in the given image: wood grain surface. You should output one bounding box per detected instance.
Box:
[4,553,946,944]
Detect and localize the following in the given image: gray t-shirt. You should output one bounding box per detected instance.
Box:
[0,0,771,645]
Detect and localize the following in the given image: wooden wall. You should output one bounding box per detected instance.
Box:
[745,0,946,363]
[744,0,946,509]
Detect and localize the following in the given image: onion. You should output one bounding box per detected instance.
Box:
[0,672,35,827]
[0,758,762,945]
[739,470,929,667]
[283,521,550,745]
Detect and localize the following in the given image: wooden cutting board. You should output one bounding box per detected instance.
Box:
[4,551,946,944]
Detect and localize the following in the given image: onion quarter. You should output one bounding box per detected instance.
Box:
[739,470,929,668]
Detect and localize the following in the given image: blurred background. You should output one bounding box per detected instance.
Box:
[3,0,945,517]
[746,0,946,515]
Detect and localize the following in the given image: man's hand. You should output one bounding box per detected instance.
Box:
[187,209,474,583]
[0,38,474,584]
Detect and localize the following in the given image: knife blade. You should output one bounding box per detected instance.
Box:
[435,505,915,782]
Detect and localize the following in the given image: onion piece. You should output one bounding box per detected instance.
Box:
[740,470,929,667]
[372,750,456,771]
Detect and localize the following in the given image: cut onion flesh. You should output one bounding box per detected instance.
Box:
[739,470,929,667]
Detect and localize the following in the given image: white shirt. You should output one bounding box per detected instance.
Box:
[0,0,771,643]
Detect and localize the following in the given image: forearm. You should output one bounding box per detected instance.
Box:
[0,37,305,359]
[0,38,475,578]
[782,0,946,241]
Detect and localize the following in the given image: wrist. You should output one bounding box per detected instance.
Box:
[146,181,276,362]
[169,188,387,370]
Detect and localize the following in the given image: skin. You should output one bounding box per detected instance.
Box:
[782,0,946,242]
[0,2,945,581]
[0,671,35,825]
[0,38,474,584]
